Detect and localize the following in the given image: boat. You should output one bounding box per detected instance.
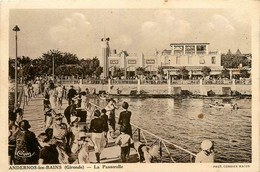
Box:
[209,103,239,109]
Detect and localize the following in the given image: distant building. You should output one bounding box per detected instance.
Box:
[100,40,223,78]
[160,43,223,78]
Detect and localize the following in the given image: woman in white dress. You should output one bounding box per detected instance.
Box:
[49,83,57,110]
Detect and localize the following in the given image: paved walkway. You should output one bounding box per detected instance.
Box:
[22,95,138,163]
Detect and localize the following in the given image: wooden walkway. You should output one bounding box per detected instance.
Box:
[22,95,138,163]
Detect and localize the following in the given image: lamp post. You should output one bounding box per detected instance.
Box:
[52,56,54,80]
[13,25,20,108]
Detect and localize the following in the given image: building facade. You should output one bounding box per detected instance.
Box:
[160,43,223,77]
[101,40,223,78]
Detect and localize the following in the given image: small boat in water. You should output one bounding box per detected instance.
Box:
[209,102,239,110]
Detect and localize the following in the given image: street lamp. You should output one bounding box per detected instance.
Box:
[13,25,20,108]
[53,56,54,80]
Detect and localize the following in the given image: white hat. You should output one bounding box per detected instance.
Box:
[70,116,80,124]
[201,140,213,150]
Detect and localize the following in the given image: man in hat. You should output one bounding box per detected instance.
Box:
[67,85,77,105]
[14,120,40,164]
[89,110,106,163]
[195,140,215,163]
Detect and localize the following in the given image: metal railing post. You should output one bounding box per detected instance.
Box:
[159,140,162,162]
[138,128,141,142]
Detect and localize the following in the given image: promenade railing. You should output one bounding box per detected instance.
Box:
[87,101,197,163]
[82,79,108,85]
[141,79,168,85]
[171,79,200,85]
[58,78,251,86]
[111,79,138,85]
[235,79,251,85]
[203,79,233,85]
[60,79,80,84]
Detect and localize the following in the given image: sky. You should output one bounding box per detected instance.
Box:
[9,8,251,60]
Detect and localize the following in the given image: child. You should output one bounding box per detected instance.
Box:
[115,126,133,163]
[37,133,59,164]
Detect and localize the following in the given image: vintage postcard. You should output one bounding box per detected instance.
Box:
[0,0,259,172]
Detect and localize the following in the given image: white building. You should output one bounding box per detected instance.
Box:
[100,40,223,78]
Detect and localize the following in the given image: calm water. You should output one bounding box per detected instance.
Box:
[96,97,251,163]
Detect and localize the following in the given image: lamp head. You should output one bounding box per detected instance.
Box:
[13,25,20,32]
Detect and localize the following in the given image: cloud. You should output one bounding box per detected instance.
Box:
[140,9,191,50]
[208,14,235,33]
[49,13,93,57]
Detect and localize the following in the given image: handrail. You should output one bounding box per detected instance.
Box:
[131,123,197,157]
[87,101,197,161]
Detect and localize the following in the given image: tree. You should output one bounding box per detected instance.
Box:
[9,58,15,79]
[221,53,251,68]
[201,66,211,78]
[240,69,250,78]
[177,67,189,79]
[94,67,103,78]
[113,67,124,78]
[221,68,230,79]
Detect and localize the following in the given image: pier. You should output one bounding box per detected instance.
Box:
[20,93,197,163]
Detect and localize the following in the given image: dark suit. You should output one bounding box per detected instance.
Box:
[118,111,132,138]
[89,118,105,133]
[100,114,109,132]
[64,104,76,124]
[67,88,77,105]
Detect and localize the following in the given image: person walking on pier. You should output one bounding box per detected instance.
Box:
[195,140,215,163]
[118,102,132,138]
[64,103,77,124]
[115,125,133,163]
[68,116,81,155]
[100,109,109,146]
[89,110,106,163]
[49,83,57,110]
[14,120,40,164]
[56,83,63,110]
[68,85,77,105]
[37,133,59,164]
[105,98,117,138]
[52,113,69,164]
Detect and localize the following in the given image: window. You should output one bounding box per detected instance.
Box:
[199,57,205,64]
[211,56,216,64]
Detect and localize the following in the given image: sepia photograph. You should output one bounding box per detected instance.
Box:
[1,0,259,172]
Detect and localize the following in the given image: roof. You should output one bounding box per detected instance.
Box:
[170,43,210,46]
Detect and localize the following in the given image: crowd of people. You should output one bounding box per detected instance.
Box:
[9,79,215,164]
